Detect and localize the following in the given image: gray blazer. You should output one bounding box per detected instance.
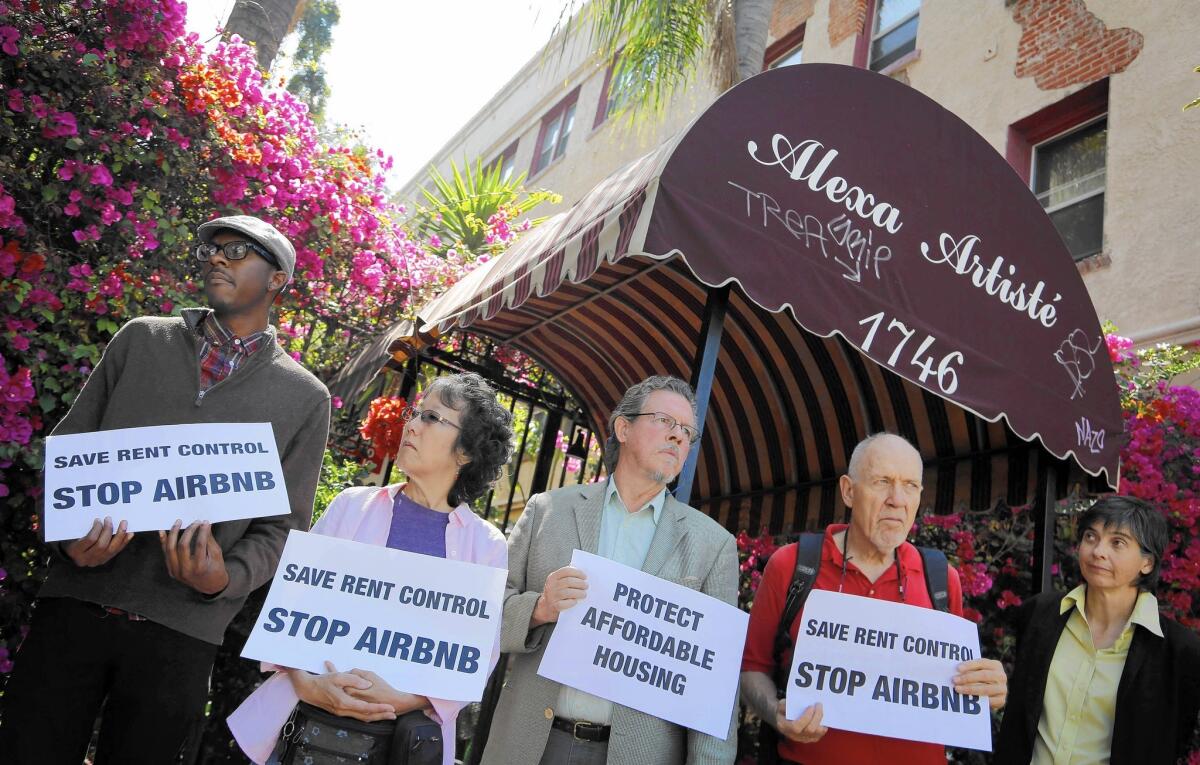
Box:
[482,481,740,765]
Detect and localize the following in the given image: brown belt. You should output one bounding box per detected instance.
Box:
[551,716,611,742]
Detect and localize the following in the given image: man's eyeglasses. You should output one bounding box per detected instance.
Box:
[194,241,279,269]
[625,411,700,444]
[401,405,461,430]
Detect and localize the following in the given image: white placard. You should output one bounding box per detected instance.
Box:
[242,530,506,702]
[44,422,289,541]
[785,589,991,751]
[537,550,749,738]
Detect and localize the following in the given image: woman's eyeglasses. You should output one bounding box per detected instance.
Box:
[401,405,461,430]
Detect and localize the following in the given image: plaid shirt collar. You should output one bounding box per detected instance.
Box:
[198,312,270,354]
[196,311,271,390]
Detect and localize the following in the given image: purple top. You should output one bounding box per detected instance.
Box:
[385,489,450,557]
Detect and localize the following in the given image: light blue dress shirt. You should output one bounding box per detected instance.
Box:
[555,478,666,724]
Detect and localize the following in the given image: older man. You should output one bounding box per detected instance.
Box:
[740,433,1008,764]
[483,375,739,765]
[0,216,330,764]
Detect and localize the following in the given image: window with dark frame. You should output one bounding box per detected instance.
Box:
[869,0,920,72]
[1033,118,1107,261]
[488,140,518,182]
[1006,79,1109,264]
[594,51,633,128]
[769,43,803,68]
[764,22,805,70]
[532,88,580,176]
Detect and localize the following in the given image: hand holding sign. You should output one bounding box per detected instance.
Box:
[532,565,588,625]
[65,516,134,567]
[159,520,229,595]
[953,658,1008,709]
[777,699,828,744]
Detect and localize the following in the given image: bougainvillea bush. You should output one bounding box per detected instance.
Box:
[0,0,492,696]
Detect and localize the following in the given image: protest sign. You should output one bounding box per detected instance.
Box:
[785,589,990,751]
[537,550,748,738]
[242,530,506,702]
[44,422,289,542]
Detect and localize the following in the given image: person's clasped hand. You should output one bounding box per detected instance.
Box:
[293,661,398,723]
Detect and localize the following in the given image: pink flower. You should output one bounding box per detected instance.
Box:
[6,89,22,113]
[88,164,114,187]
[996,590,1022,610]
[42,111,78,139]
[331,396,343,410]
[0,26,19,56]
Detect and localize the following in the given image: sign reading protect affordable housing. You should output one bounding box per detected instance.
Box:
[538,550,748,738]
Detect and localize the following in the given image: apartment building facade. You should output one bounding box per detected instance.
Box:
[397,0,1200,348]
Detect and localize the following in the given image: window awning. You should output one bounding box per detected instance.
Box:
[402,64,1122,530]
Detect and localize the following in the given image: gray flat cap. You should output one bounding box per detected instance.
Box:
[197,215,296,283]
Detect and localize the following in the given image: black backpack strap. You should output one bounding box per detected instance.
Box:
[769,533,824,695]
[917,545,950,612]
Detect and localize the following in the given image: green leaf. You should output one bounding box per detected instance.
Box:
[81,53,100,66]
[64,137,84,151]
[39,394,58,413]
[41,186,58,202]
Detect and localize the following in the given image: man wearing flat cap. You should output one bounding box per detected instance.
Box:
[0,216,330,764]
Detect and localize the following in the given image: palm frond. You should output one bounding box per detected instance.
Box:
[555,0,732,121]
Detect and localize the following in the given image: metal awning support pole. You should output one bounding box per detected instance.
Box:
[1032,452,1061,594]
[675,285,730,504]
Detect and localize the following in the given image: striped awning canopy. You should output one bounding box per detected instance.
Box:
[404,65,1122,533]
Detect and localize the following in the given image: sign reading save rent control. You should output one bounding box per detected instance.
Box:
[538,550,748,738]
[243,531,506,702]
[44,422,288,541]
[785,589,991,751]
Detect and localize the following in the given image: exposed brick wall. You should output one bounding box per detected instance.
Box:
[768,0,815,46]
[1012,0,1143,90]
[828,0,869,46]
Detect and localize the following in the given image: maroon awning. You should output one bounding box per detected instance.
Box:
[414,64,1121,504]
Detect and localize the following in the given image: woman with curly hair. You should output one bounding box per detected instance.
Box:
[229,373,514,765]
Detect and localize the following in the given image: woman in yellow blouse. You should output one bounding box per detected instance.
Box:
[995,496,1200,765]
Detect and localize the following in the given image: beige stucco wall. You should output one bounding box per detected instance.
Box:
[904,0,1200,345]
[398,0,1200,346]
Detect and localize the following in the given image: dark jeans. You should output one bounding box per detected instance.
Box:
[0,597,219,765]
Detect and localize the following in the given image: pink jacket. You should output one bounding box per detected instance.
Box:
[227,484,509,765]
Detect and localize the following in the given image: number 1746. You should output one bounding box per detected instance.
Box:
[857,312,963,395]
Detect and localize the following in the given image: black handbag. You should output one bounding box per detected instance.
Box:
[277,701,442,765]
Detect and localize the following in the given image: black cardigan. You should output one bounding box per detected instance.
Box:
[994,590,1200,765]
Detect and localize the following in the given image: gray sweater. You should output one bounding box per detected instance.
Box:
[39,308,330,644]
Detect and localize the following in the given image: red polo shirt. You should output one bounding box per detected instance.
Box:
[741,524,965,765]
